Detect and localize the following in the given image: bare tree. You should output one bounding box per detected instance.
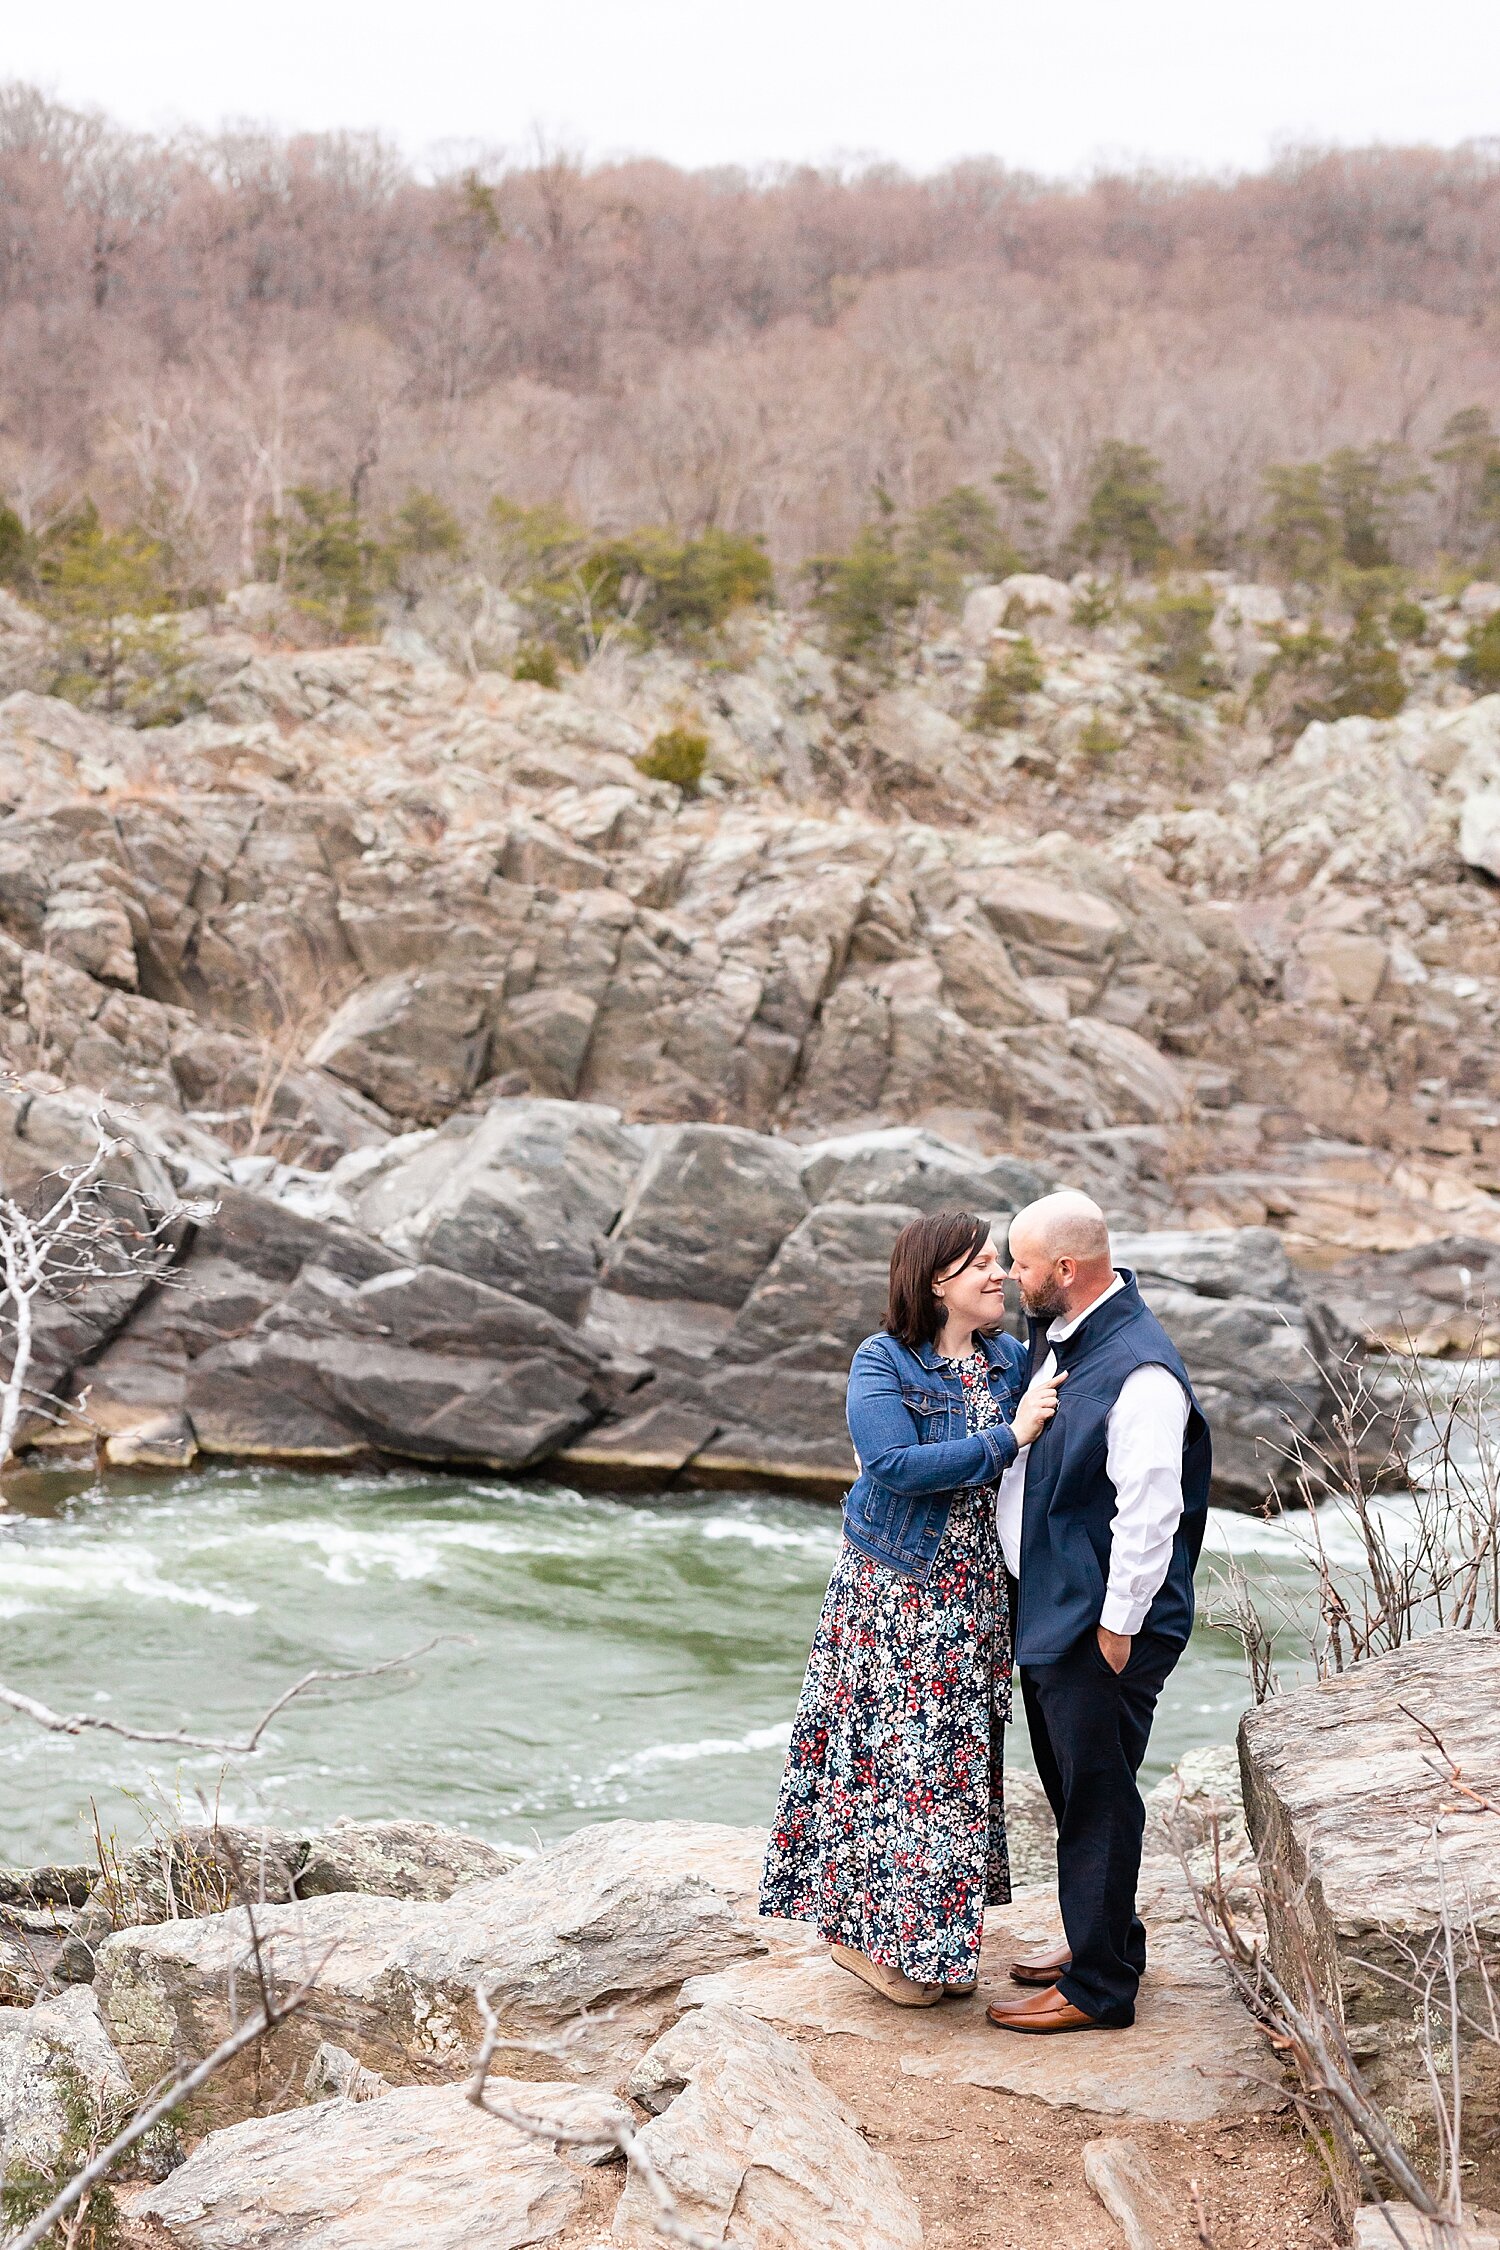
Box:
[0,1112,183,1477]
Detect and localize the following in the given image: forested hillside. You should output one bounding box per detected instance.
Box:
[3,80,1500,600]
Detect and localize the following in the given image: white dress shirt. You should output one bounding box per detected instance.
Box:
[994,1274,1189,1636]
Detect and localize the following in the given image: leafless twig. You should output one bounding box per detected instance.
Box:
[0,1966,322,2250]
[0,1637,456,1753]
[465,1983,717,2250]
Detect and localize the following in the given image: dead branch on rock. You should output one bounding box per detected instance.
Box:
[0,1636,455,1754]
[0,1958,324,2250]
[1172,1801,1483,2246]
[465,1983,718,2250]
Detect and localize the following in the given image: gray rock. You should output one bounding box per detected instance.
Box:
[1112,1226,1300,1305]
[130,2079,613,2248]
[347,1096,641,1322]
[1240,1632,1500,2204]
[0,1987,131,2175]
[1139,1279,1324,1505]
[85,1822,307,1930]
[800,1125,1049,1216]
[188,1260,624,1469]
[603,1124,808,1308]
[96,1892,432,2130]
[616,2003,922,2249]
[296,1821,520,1904]
[693,1366,853,1486]
[719,1202,919,1365]
[308,970,494,1124]
[1317,1234,1500,1357]
[377,1819,768,2071]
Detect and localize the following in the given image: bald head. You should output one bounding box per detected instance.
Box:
[1009,1190,1110,1264]
[1007,1190,1115,1323]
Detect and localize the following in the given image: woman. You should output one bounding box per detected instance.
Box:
[759,1210,1061,2006]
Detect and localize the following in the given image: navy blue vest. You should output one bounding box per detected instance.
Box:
[1015,1272,1211,1666]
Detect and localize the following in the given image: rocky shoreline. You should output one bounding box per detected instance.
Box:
[5,1084,1376,1507]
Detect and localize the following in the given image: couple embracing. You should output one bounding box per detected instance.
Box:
[760,1191,1212,2035]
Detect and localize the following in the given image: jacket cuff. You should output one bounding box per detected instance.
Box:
[984,1424,1018,1473]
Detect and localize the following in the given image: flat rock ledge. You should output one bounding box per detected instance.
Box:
[1240,1630,1500,2207]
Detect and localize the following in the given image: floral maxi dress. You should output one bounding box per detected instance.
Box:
[759,1350,1012,1987]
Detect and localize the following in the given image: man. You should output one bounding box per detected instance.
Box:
[986,1190,1211,2036]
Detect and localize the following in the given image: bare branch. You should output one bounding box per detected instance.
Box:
[0,1637,457,1754]
[465,1982,718,2250]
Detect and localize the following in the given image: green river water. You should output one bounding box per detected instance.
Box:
[0,1464,1335,1869]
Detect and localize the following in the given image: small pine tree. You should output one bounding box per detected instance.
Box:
[0,503,35,594]
[1074,442,1170,573]
[1262,463,1339,585]
[1460,613,1500,692]
[37,503,174,712]
[266,487,382,640]
[1432,407,1500,562]
[385,489,464,605]
[971,638,1045,730]
[806,523,922,667]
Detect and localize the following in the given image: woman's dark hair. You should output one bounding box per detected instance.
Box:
[884,1210,990,1349]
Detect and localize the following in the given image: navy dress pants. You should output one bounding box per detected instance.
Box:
[1020,1627,1179,2026]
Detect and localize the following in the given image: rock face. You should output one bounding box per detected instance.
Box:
[96,1820,766,2130]
[1239,1632,1500,2203]
[0,1987,132,2174]
[617,2002,923,2249]
[13,1085,1369,1502]
[130,2080,609,2249]
[8,585,1500,1494]
[378,1818,767,2070]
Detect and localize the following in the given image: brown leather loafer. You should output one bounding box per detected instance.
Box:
[986,1986,1104,2034]
[986,1981,1060,2015]
[1009,1938,1073,1986]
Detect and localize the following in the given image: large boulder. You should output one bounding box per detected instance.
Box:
[342,1097,642,1323]
[718,1202,919,1367]
[1317,1234,1500,1357]
[0,1988,131,2175]
[1240,1632,1500,2204]
[295,1820,519,1903]
[130,2079,625,2248]
[187,1260,627,1468]
[602,1124,808,1308]
[97,1820,766,2129]
[378,1819,767,2070]
[96,1892,433,2130]
[307,971,494,1124]
[617,2003,922,2250]
[1113,1228,1355,1506]
[799,1125,1049,1216]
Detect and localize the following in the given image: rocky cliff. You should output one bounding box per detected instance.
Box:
[1,569,1497,1496]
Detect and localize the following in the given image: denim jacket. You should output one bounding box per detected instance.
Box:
[842,1328,1027,1582]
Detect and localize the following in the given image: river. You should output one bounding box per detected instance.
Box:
[0,1462,1339,1869]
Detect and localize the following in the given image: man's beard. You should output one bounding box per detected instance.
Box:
[1020,1273,1069,1322]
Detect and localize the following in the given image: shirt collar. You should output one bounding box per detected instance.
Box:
[1046,1271,1125,1344]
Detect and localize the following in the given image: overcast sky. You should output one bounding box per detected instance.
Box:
[11,0,1500,177]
